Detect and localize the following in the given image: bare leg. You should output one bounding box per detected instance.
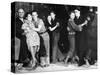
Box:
[30,46,36,67]
[35,45,40,64]
[65,55,70,64]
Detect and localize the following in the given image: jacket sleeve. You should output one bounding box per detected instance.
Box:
[15,20,24,38]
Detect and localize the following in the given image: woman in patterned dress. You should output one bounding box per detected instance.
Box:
[22,13,40,68]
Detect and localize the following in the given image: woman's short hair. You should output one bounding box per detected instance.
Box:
[68,11,75,16]
[24,12,32,19]
[32,10,38,14]
[50,11,55,15]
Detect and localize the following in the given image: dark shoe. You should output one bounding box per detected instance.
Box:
[22,58,30,67]
[78,60,86,66]
[78,63,85,66]
[40,64,46,68]
[25,63,38,71]
[88,59,95,65]
[23,63,29,67]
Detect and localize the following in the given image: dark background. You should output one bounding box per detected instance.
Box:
[11,2,97,60]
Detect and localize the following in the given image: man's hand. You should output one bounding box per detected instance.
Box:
[81,20,88,27]
[78,25,82,31]
[87,17,90,21]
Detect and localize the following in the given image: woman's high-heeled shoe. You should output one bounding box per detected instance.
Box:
[32,63,37,70]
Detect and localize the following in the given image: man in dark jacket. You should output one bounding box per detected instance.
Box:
[74,9,88,66]
[15,8,30,67]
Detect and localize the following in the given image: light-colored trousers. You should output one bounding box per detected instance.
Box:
[40,32,50,65]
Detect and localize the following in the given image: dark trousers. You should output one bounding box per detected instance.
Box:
[51,32,64,63]
[75,30,88,65]
[87,28,97,64]
[18,36,30,63]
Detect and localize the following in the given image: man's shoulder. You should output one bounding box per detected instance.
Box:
[16,17,21,23]
[16,17,19,21]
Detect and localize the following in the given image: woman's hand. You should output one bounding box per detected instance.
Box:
[22,30,28,35]
[56,22,60,27]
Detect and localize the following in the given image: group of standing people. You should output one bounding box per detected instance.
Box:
[15,8,62,70]
[65,8,97,66]
[16,9,50,69]
[14,7,97,70]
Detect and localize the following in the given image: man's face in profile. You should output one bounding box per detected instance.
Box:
[18,9,25,18]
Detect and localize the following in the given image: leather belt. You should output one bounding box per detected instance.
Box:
[68,32,75,35]
[39,31,47,35]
